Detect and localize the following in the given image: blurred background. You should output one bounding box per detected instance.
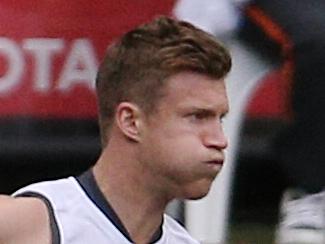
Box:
[1,1,320,243]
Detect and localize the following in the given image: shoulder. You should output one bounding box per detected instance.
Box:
[13,177,76,198]
[163,215,200,244]
[0,195,50,244]
[12,177,81,212]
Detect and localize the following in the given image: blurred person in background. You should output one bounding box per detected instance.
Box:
[175,0,325,243]
[0,16,231,244]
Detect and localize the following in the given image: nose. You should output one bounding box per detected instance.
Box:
[202,123,228,150]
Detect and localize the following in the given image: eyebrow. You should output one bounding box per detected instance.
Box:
[185,106,229,117]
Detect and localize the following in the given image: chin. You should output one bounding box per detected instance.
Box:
[187,191,209,200]
[183,180,213,200]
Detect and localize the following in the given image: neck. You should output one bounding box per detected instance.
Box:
[93,145,169,244]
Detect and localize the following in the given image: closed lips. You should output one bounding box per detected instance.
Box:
[206,160,223,165]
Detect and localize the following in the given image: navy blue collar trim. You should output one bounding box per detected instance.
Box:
[76,169,163,243]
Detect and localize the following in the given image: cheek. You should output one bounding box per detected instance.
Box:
[141,120,206,169]
[149,136,204,176]
[155,130,203,159]
[148,137,191,162]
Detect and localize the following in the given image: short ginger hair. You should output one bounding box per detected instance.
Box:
[96,16,231,147]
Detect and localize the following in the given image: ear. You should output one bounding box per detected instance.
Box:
[115,102,143,142]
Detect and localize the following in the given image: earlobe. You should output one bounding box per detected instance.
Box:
[115,102,142,142]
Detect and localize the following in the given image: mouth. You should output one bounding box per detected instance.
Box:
[204,159,224,173]
[202,160,224,177]
[206,159,224,166]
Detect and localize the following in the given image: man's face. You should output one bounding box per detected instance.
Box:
[139,71,229,200]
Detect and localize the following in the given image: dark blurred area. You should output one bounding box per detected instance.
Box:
[232,117,287,223]
[0,118,100,194]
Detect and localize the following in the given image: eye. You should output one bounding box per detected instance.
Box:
[187,110,212,122]
[191,112,207,120]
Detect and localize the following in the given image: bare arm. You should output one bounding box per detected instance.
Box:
[0,195,51,244]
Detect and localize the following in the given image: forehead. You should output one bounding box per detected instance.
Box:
[161,71,229,112]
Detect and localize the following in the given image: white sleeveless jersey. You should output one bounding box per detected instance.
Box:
[13,177,200,244]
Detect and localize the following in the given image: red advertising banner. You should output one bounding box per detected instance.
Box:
[0,1,176,119]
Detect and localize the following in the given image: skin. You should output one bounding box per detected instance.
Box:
[0,196,50,244]
[0,71,229,244]
[137,71,228,200]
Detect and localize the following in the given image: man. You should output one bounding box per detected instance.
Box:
[177,0,325,243]
[0,16,231,244]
